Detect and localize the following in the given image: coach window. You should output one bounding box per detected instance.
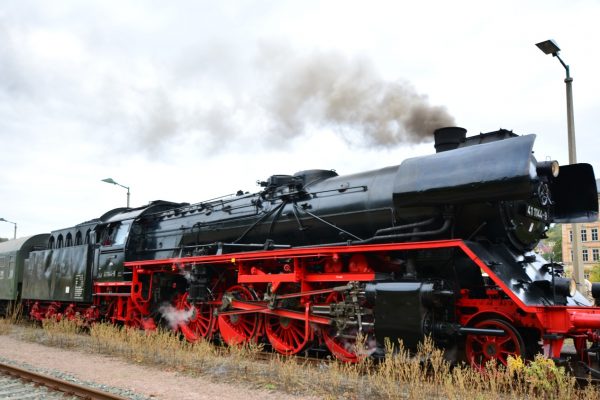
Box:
[8,255,14,279]
[113,221,131,246]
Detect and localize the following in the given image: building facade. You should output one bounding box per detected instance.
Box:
[561,179,600,279]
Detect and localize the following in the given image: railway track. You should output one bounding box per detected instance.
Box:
[0,362,129,400]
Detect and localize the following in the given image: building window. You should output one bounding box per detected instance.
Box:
[593,249,599,261]
[571,250,573,261]
[582,249,589,262]
[581,229,588,242]
[569,230,573,242]
[592,228,598,241]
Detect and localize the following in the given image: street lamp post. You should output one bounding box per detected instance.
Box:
[101,178,131,208]
[0,218,17,240]
[536,39,585,292]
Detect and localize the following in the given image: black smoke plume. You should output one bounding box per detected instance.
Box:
[260,51,455,147]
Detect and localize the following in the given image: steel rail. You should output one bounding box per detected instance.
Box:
[0,362,129,400]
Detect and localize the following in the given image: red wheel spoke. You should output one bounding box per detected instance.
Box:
[283,330,293,346]
[498,336,512,345]
[500,349,517,358]
[289,326,302,346]
[198,320,209,331]
[472,336,486,346]
[291,324,304,339]
[241,318,256,336]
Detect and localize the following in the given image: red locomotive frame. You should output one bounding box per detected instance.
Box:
[69,239,600,367]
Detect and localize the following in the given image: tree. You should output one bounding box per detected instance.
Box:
[543,224,563,261]
[589,264,600,283]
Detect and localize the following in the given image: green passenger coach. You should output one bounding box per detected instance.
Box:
[0,235,50,310]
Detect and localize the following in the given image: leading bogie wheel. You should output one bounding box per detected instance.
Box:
[465,318,525,370]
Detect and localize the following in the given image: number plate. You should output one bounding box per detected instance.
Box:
[525,205,549,221]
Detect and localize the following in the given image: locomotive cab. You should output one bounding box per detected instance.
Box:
[94,201,185,282]
[94,220,131,280]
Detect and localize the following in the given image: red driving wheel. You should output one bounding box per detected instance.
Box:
[217,285,262,346]
[465,319,524,370]
[321,291,374,363]
[174,292,214,342]
[265,313,310,355]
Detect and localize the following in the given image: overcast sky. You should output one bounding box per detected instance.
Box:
[1,0,599,238]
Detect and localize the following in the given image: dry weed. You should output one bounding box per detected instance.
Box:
[41,318,84,347]
[0,302,23,333]
[0,318,12,335]
[4,319,599,400]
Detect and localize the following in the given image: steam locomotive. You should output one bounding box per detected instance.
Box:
[2,127,600,376]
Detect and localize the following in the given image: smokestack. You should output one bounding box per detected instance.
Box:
[434,127,467,153]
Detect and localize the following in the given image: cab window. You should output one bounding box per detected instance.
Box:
[113,221,131,245]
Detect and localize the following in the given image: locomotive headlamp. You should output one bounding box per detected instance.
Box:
[536,161,560,178]
[554,277,577,298]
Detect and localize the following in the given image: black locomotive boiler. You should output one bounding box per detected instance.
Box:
[2,127,600,375]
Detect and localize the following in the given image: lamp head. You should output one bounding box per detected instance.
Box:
[536,39,560,56]
[102,178,117,185]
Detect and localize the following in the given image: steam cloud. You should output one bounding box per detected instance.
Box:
[0,22,456,155]
[159,303,195,330]
[129,50,455,153]
[262,52,455,147]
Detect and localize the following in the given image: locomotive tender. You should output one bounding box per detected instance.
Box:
[2,126,600,375]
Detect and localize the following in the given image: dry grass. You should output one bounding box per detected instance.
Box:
[3,318,599,400]
[0,318,11,335]
[0,302,23,335]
